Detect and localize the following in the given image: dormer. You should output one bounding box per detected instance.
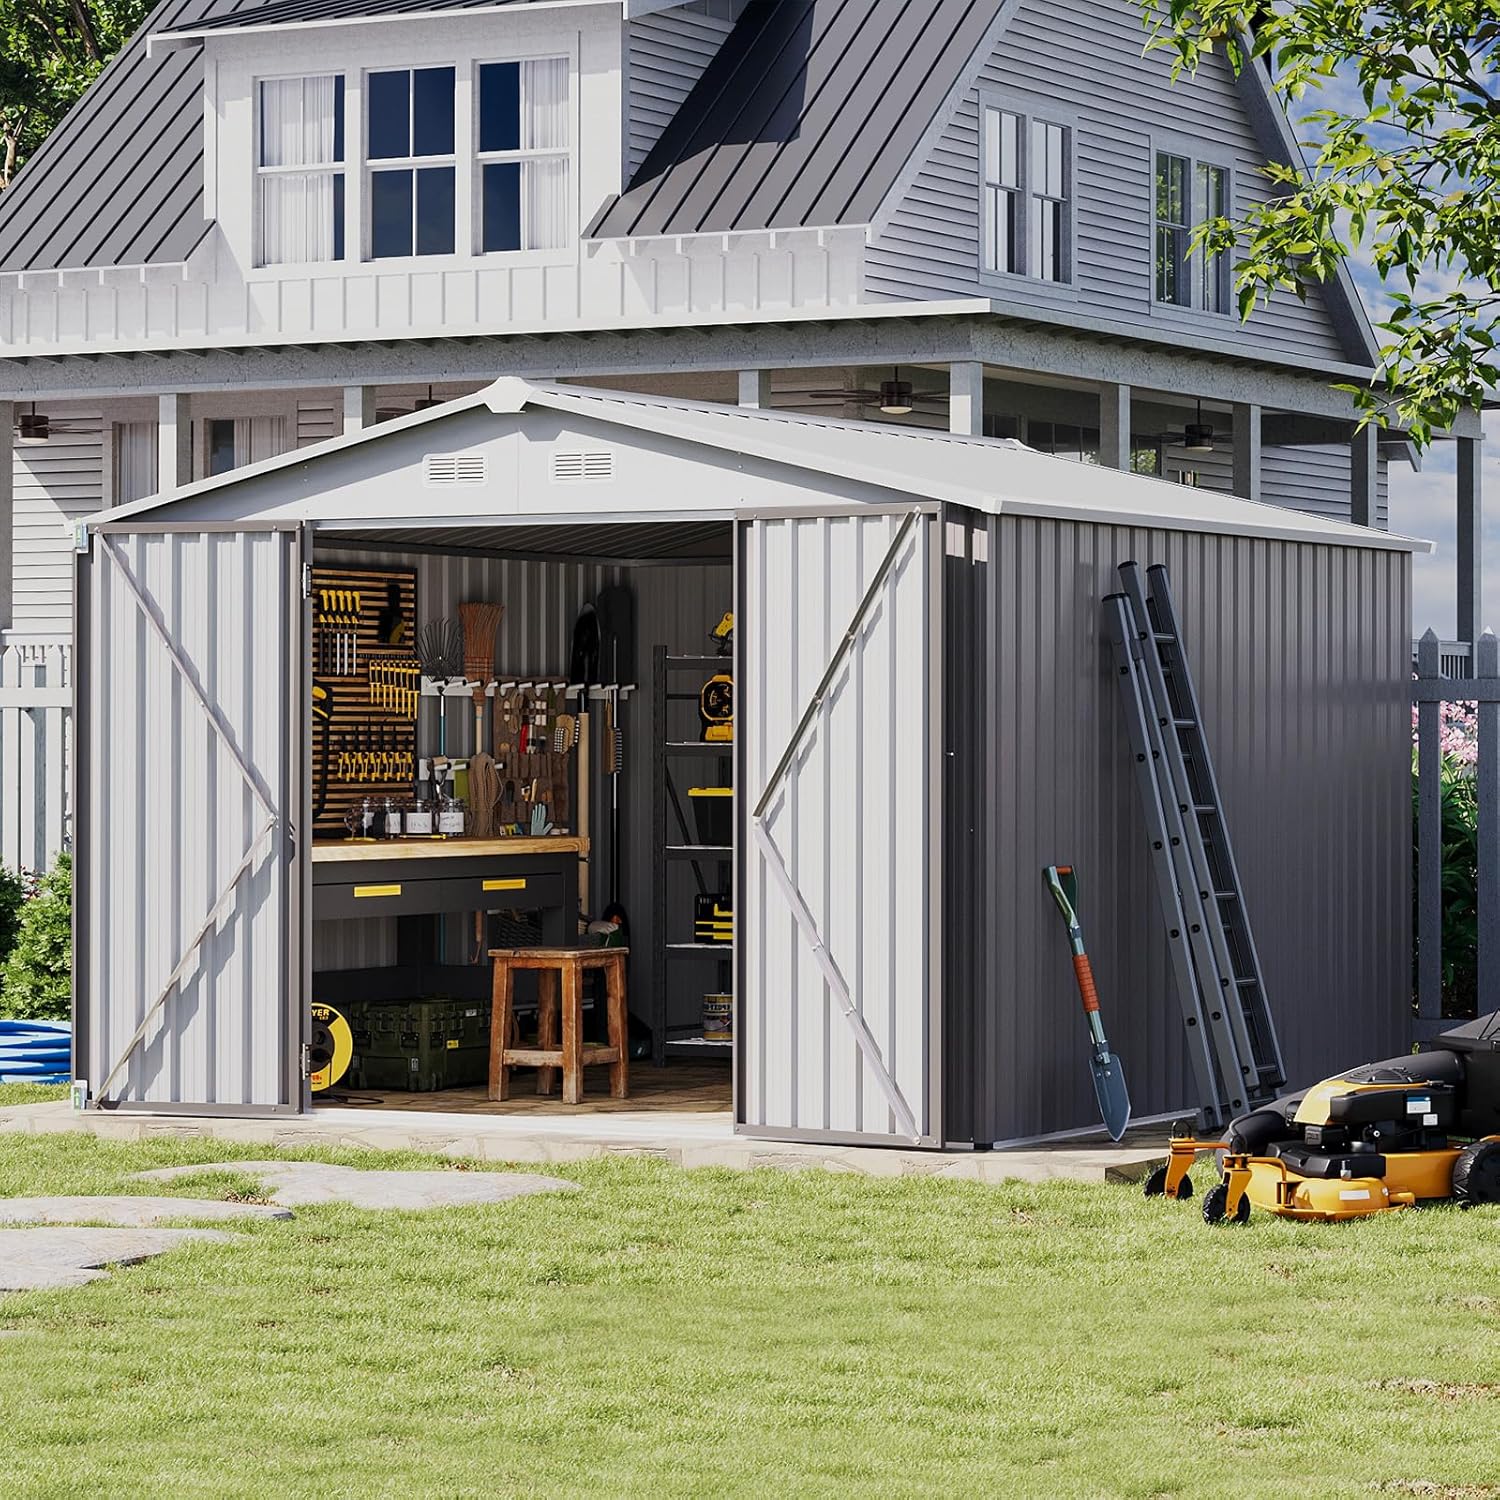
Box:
[147,0,741,280]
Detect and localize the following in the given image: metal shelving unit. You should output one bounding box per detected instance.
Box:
[651,646,734,1064]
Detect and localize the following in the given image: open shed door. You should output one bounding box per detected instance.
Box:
[76,524,304,1113]
[738,507,941,1146]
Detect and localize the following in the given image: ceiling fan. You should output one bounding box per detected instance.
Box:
[1154,398,1217,455]
[794,366,949,417]
[13,401,97,445]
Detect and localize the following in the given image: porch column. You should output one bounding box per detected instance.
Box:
[1350,421,1378,529]
[949,361,985,437]
[343,385,378,436]
[738,370,772,409]
[1098,383,1131,470]
[1458,434,1484,648]
[1232,402,1262,503]
[157,394,192,496]
[0,401,13,629]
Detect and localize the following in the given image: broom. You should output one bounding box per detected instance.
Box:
[459,602,505,754]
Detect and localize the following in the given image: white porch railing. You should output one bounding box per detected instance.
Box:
[0,634,70,872]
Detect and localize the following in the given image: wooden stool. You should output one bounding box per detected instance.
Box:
[488,947,630,1105]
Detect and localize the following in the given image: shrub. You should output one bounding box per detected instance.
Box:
[0,853,71,1022]
[0,863,25,976]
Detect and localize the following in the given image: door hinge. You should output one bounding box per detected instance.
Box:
[301,563,314,600]
[300,1042,312,1079]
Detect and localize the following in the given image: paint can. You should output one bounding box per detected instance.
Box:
[702,994,733,1042]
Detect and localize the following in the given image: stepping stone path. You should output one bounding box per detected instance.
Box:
[0,1227,235,1291]
[0,1197,292,1227]
[132,1160,578,1210]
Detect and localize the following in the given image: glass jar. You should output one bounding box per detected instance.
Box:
[437,796,466,837]
[404,799,434,837]
[383,798,403,838]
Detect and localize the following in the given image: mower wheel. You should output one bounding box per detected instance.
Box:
[1202,1181,1251,1225]
[1143,1165,1194,1201]
[1452,1140,1500,1207]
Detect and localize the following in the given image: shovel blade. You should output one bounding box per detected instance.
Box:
[1090,1051,1131,1142]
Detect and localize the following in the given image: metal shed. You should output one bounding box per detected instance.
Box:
[73,380,1423,1146]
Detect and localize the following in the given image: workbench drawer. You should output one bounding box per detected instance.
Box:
[316,871,564,921]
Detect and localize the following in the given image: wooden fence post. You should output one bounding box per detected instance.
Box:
[1416,629,1443,1030]
[1479,632,1500,1008]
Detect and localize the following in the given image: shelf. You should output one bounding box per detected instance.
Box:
[664,741,735,754]
[665,844,732,858]
[665,943,734,956]
[667,655,731,667]
[666,1036,733,1055]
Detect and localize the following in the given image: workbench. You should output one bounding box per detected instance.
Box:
[311,836,587,1006]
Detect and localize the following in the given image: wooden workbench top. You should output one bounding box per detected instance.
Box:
[311,836,588,864]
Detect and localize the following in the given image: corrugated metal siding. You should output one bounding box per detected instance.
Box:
[13,416,103,630]
[865,0,1351,366]
[944,511,1410,1143]
[80,527,296,1109]
[628,10,736,178]
[591,0,1000,239]
[740,510,936,1142]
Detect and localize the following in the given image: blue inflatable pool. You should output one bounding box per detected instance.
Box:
[0,1019,70,1085]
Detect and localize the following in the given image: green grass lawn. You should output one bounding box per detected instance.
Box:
[0,1130,1497,1499]
[0,1083,67,1107]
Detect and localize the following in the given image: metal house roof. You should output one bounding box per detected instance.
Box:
[161,0,592,36]
[101,379,1431,554]
[589,0,1002,239]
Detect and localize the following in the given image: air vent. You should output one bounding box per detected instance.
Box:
[423,452,487,485]
[551,450,615,483]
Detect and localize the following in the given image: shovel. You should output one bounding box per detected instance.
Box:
[1043,865,1131,1142]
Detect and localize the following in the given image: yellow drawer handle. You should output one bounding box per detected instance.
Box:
[483,878,528,893]
[354,884,402,899]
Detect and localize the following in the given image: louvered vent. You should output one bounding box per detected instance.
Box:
[551,450,615,483]
[423,452,487,485]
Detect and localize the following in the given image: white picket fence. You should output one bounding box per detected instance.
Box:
[0,636,70,873]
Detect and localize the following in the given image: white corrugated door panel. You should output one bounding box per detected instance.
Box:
[78,525,300,1112]
[740,508,938,1145]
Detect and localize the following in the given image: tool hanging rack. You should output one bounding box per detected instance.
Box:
[312,562,419,837]
[1104,560,1285,1131]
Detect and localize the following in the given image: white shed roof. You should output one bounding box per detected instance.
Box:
[102,377,1431,554]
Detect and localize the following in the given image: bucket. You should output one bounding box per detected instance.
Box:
[702,994,733,1042]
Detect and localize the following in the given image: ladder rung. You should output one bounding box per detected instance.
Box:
[1214,890,1238,900]
[1193,803,1215,813]
[1173,717,1196,728]
[1235,977,1259,987]
[1153,631,1176,643]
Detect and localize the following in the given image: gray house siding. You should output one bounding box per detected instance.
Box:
[943,512,1411,1144]
[867,0,1349,367]
[626,8,737,178]
[1151,444,1388,529]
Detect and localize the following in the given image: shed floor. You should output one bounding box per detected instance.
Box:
[321,1062,731,1117]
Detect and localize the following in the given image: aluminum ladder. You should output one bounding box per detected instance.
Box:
[1105,562,1286,1128]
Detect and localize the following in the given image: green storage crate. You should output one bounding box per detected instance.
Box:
[344,996,491,1092]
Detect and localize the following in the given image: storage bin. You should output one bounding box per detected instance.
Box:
[688,786,733,849]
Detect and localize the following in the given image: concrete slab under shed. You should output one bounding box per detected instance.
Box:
[0,1099,1166,1184]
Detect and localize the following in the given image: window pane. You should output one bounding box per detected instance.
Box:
[371,169,413,257]
[368,71,410,159]
[208,419,236,477]
[260,75,341,167]
[415,165,455,255]
[522,157,568,250]
[479,62,521,153]
[482,161,521,252]
[259,170,342,265]
[1031,196,1063,282]
[412,66,455,157]
[333,74,345,163]
[1156,223,1188,304]
[1033,121,1064,199]
[1156,152,1187,227]
[983,107,1000,185]
[1001,112,1018,188]
[522,57,569,151]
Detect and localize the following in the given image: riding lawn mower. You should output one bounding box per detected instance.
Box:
[1147,1012,1500,1223]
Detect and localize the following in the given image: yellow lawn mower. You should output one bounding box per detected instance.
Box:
[1147,1013,1500,1223]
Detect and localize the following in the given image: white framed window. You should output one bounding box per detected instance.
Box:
[475,57,571,253]
[1155,148,1232,313]
[367,66,457,259]
[256,74,345,267]
[981,103,1070,284]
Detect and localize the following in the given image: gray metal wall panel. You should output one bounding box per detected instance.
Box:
[865,0,1353,367]
[81,527,295,1108]
[944,512,1410,1143]
[741,510,935,1142]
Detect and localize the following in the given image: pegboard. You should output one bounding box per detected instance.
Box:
[312,563,419,838]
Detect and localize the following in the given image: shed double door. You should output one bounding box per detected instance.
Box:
[737,508,941,1146]
[76,524,305,1113]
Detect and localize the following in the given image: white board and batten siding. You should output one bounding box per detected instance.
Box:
[627,7,736,176]
[740,509,939,1145]
[866,0,1350,367]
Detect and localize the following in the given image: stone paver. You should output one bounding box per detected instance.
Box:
[132,1160,578,1209]
[0,1227,234,1291]
[0,1196,292,1227]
